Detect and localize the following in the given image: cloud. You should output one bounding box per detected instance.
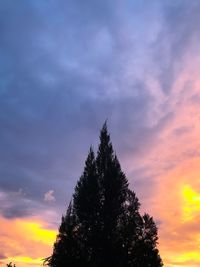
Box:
[0,252,7,260]
[0,189,59,230]
[0,216,57,267]
[0,0,200,266]
[44,190,56,203]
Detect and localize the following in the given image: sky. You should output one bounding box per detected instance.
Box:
[0,0,200,266]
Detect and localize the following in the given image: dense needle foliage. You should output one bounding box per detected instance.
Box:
[44,123,163,267]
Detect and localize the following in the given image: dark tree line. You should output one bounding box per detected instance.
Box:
[44,123,163,267]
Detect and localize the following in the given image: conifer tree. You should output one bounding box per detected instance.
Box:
[132,214,163,267]
[95,123,129,267]
[45,122,163,267]
[44,203,85,267]
[73,147,101,266]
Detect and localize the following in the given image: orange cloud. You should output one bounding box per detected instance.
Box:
[127,61,200,267]
[0,216,57,267]
[182,185,200,222]
[151,157,200,267]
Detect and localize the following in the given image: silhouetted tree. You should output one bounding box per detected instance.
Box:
[44,202,85,267]
[73,147,101,266]
[7,263,16,267]
[95,123,129,267]
[132,214,163,267]
[45,122,163,267]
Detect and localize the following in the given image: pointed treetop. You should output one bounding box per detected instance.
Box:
[100,120,109,138]
[87,146,95,161]
[98,121,113,151]
[102,119,108,130]
[97,121,115,171]
[83,146,96,177]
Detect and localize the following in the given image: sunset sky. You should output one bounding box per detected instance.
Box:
[1,0,200,266]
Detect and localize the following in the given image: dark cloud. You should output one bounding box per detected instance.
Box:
[0,189,60,230]
[173,126,192,136]
[0,252,7,260]
[0,0,198,221]
[190,93,200,105]
[0,190,38,219]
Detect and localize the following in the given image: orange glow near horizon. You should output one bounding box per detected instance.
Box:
[0,217,57,267]
[151,157,200,267]
[1,164,200,266]
[5,257,42,267]
[182,185,200,222]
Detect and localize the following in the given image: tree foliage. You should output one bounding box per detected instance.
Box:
[44,123,163,267]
